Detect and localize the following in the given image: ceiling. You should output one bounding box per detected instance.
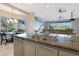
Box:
[0,4,26,15]
[1,3,79,21]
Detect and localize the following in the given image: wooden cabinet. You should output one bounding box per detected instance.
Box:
[36,44,58,56]
[23,40,36,56]
[14,37,23,56]
[59,49,79,56]
[14,36,79,56]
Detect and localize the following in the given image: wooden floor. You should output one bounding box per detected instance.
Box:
[0,43,14,56]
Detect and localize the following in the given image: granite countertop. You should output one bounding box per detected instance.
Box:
[14,33,79,52]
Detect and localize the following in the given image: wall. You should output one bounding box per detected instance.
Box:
[25,12,35,35]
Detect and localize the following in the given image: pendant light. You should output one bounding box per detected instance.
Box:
[9,8,16,23]
[11,8,14,21]
[70,11,75,21]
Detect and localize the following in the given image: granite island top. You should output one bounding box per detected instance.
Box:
[14,33,79,53]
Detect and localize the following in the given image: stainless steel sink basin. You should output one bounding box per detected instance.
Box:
[31,35,58,42]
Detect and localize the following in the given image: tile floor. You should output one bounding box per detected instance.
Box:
[0,43,14,56]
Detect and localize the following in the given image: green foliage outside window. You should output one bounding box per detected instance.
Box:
[1,16,15,32]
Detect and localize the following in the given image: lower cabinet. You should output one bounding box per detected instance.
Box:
[14,37,79,56]
[23,40,36,56]
[14,37,23,56]
[59,49,79,56]
[36,44,58,56]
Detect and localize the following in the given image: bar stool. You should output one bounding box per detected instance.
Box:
[1,33,8,45]
[6,34,13,43]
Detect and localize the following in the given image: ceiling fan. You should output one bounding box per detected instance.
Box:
[58,8,66,13]
[58,8,66,20]
[58,8,75,21]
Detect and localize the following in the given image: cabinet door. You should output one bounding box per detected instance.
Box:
[59,49,79,56]
[23,40,35,56]
[14,37,23,56]
[36,44,58,56]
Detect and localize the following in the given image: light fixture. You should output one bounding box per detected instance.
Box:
[9,18,13,22]
[11,8,14,19]
[70,11,75,21]
[14,19,18,23]
[58,8,66,13]
[7,20,10,23]
[70,18,75,21]
[9,8,14,21]
[58,8,66,20]
[9,8,18,23]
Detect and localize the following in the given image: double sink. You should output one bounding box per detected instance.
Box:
[31,34,58,43]
[31,34,72,44]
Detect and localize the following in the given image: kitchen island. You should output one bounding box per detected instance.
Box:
[13,33,79,56]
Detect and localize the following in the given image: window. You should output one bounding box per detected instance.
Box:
[0,16,17,32]
[18,17,26,33]
[33,18,44,33]
[50,22,72,30]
